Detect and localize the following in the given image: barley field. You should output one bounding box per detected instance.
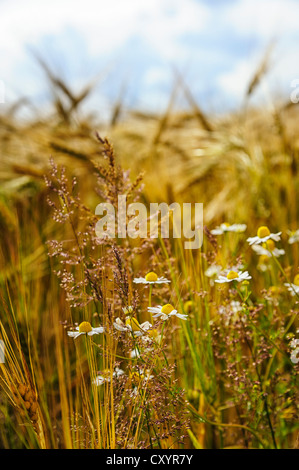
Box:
[0,64,298,450]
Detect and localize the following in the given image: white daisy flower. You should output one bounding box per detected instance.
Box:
[148,304,188,321]
[221,263,245,276]
[67,321,104,339]
[247,226,281,246]
[133,272,170,285]
[204,265,222,278]
[113,317,152,337]
[211,223,247,235]
[288,230,299,244]
[251,241,285,258]
[204,265,223,286]
[93,367,125,386]
[284,275,299,296]
[215,270,252,284]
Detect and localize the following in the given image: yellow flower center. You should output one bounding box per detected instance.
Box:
[126,317,141,332]
[227,271,239,280]
[78,321,92,333]
[294,274,299,286]
[145,272,158,282]
[259,255,270,264]
[262,239,275,251]
[161,304,174,314]
[223,222,230,227]
[257,226,270,238]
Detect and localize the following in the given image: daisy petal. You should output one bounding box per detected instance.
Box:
[89,327,105,334]
[67,331,82,339]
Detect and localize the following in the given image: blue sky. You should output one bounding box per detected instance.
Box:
[1,0,299,118]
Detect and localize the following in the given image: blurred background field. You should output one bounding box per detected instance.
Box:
[0,0,298,449]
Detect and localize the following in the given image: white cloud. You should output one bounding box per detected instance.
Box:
[0,0,210,106]
[215,0,299,106]
[0,0,209,60]
[143,67,171,87]
[1,0,299,112]
[217,60,254,100]
[223,0,299,40]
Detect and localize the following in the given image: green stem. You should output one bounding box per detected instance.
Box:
[148,284,153,323]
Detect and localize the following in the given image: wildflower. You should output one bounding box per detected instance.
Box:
[266,285,282,306]
[288,229,299,244]
[93,367,124,386]
[251,239,285,258]
[247,226,281,246]
[133,271,170,285]
[129,369,153,387]
[129,328,161,357]
[290,337,299,350]
[215,270,252,283]
[67,321,104,339]
[219,300,245,325]
[231,300,243,313]
[204,264,223,286]
[269,286,282,295]
[148,303,188,321]
[129,371,144,386]
[284,274,299,296]
[113,317,152,337]
[257,255,271,272]
[143,328,162,345]
[211,223,247,235]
